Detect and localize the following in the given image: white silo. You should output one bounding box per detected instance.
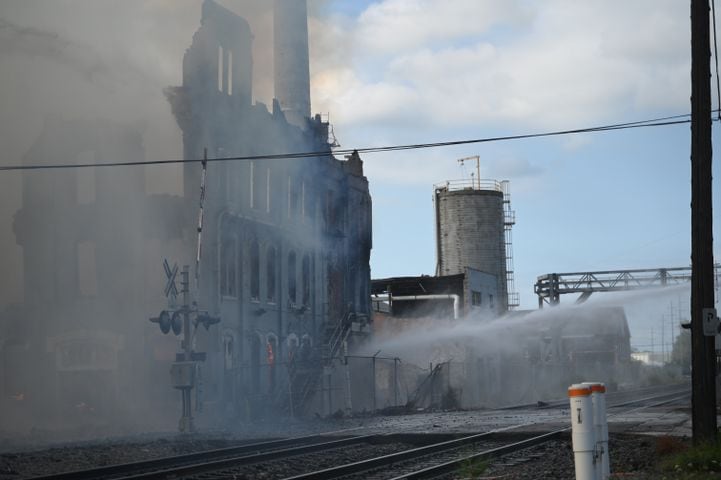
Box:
[434,176,517,312]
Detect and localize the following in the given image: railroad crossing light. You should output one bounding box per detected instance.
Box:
[171,310,183,336]
[195,313,221,331]
[150,310,172,334]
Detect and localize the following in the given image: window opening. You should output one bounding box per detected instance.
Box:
[266,246,277,303]
[302,254,311,306]
[218,45,224,92]
[288,251,297,304]
[250,240,260,300]
[220,236,237,297]
[227,49,233,96]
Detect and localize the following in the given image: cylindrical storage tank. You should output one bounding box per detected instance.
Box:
[274,0,311,127]
[435,183,508,312]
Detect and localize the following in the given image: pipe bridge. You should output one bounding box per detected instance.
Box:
[535,266,721,307]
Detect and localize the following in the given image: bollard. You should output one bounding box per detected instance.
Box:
[569,384,597,480]
[583,382,609,480]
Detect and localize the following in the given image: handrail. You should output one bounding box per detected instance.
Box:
[433,179,504,193]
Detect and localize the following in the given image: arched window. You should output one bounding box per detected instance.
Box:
[223,334,234,370]
[250,240,260,300]
[288,251,297,304]
[266,246,277,303]
[302,254,311,306]
[250,334,260,393]
[220,236,237,297]
[266,334,278,393]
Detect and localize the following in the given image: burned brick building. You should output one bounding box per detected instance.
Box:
[5,117,185,433]
[165,0,372,419]
[1,0,371,431]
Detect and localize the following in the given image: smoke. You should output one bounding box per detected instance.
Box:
[358,285,691,407]
[0,0,299,439]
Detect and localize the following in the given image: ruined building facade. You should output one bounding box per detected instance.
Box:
[166,0,372,418]
[2,0,371,431]
[7,118,185,432]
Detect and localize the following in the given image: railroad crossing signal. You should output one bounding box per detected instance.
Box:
[163,259,179,301]
[150,308,219,335]
[148,262,220,433]
[150,310,183,335]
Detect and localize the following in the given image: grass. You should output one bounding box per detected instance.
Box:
[456,455,489,479]
[659,433,721,479]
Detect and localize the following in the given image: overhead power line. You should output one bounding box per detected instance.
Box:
[0,112,706,172]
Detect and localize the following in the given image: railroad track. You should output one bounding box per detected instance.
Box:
[27,433,371,480]
[29,384,690,480]
[500,382,690,410]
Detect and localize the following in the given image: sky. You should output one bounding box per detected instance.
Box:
[0,0,718,352]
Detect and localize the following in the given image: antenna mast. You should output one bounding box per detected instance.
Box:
[457,155,480,188]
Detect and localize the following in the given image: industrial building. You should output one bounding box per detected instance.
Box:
[0,0,372,431]
[371,176,517,326]
[165,0,372,420]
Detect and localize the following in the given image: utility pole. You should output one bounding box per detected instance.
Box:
[690,0,718,444]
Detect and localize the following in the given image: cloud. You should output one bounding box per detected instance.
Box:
[354,0,532,55]
[311,0,691,133]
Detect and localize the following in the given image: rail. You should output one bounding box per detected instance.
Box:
[282,383,690,480]
[433,178,505,193]
[27,384,690,480]
[26,434,370,480]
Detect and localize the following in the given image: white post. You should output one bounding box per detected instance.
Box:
[597,385,610,479]
[569,384,597,480]
[583,382,609,479]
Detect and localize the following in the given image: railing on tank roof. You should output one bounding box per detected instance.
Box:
[433,179,504,193]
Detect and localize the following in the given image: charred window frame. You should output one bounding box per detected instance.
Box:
[250,240,260,301]
[288,176,299,218]
[266,246,277,303]
[218,45,224,92]
[266,167,271,213]
[227,49,233,96]
[220,236,237,298]
[223,334,234,370]
[302,253,311,306]
[266,334,277,393]
[250,335,260,392]
[301,180,315,223]
[250,161,261,209]
[288,251,297,305]
[323,189,336,231]
[471,291,482,306]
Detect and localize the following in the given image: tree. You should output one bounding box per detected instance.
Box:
[670,329,692,374]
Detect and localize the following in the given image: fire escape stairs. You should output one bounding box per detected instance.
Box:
[282,311,367,416]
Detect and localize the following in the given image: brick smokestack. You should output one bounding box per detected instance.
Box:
[273,0,311,128]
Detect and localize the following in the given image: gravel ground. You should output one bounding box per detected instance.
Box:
[0,401,712,480]
[0,435,268,479]
[0,430,705,480]
[474,432,721,480]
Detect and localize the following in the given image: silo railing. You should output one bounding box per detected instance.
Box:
[433,179,504,193]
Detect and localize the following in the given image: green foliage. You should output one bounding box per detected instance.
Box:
[670,329,691,373]
[457,455,488,479]
[661,434,721,478]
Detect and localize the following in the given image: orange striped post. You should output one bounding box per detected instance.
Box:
[569,384,597,480]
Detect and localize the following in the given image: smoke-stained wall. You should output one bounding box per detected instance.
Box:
[6,118,186,434]
[167,0,372,420]
[0,0,370,432]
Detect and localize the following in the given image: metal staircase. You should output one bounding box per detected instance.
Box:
[283,310,365,416]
